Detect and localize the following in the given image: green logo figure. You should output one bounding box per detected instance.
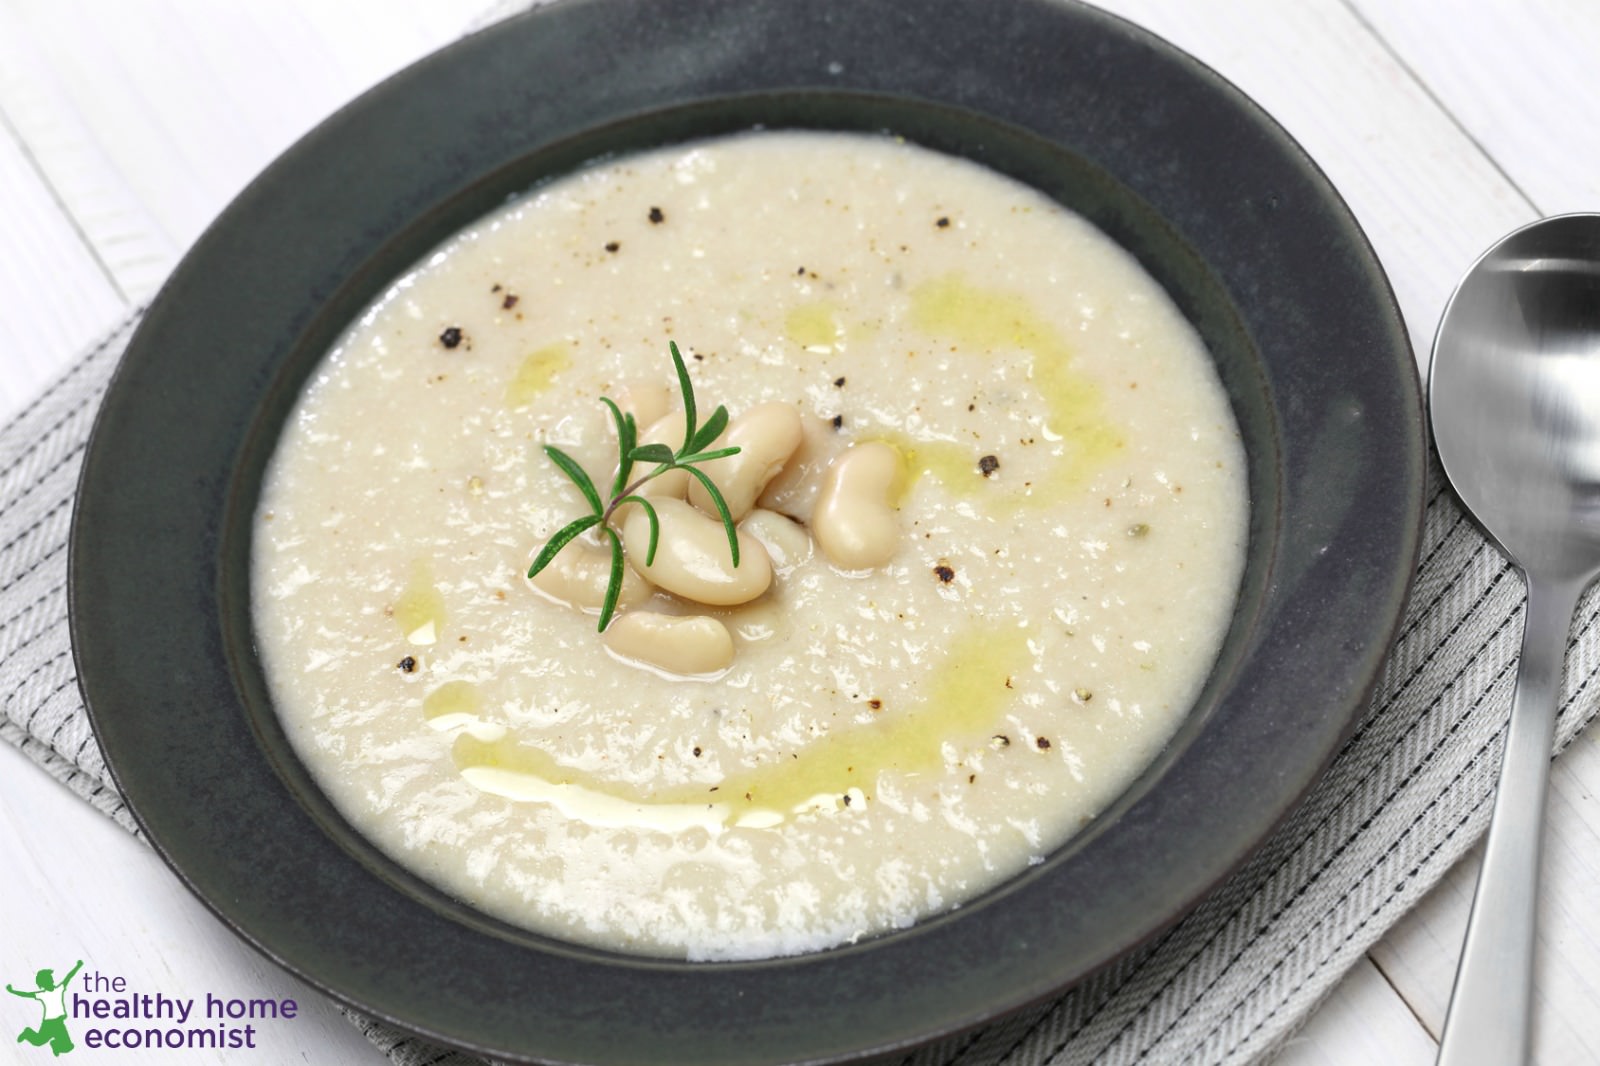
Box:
[8,960,83,1057]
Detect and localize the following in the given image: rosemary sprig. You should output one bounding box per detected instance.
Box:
[527,341,742,631]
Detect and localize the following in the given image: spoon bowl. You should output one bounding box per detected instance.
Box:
[1429,212,1600,1066]
[1433,214,1600,580]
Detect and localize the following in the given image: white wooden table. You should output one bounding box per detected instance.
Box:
[2,2,1597,1063]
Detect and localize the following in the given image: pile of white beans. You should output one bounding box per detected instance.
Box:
[527,387,905,676]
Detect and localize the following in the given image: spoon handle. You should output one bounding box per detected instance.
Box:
[1436,575,1579,1066]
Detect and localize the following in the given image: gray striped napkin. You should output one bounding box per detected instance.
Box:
[4,302,1598,1065]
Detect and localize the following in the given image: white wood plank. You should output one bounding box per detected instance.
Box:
[1536,737,1600,1062]
[1271,957,1435,1066]
[4,0,483,261]
[0,2,175,304]
[0,121,126,422]
[1367,868,1464,1044]
[0,3,483,1061]
[0,0,489,416]
[1373,729,1600,1065]
[0,743,382,1065]
[1349,0,1600,217]
[1092,0,1536,371]
[1089,2,1597,1060]
[1360,0,1600,1056]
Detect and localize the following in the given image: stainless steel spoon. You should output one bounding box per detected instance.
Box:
[1429,212,1600,1066]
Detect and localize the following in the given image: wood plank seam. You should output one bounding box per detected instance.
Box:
[1339,0,1541,215]
[0,104,126,302]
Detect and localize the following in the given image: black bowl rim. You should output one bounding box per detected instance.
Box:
[69,1,1423,1063]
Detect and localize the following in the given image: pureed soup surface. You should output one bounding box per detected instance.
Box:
[252,131,1248,960]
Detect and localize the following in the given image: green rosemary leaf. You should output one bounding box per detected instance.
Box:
[543,445,604,515]
[527,513,602,578]
[597,525,625,632]
[688,404,729,455]
[629,443,676,465]
[677,446,741,466]
[599,397,635,498]
[618,495,661,564]
[669,340,697,452]
[683,466,741,567]
[528,341,748,633]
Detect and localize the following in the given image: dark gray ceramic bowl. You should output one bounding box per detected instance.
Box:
[69,0,1423,1062]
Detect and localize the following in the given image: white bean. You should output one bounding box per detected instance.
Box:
[757,414,844,522]
[611,382,673,431]
[688,402,804,522]
[603,611,734,675]
[623,497,773,606]
[527,536,651,614]
[739,508,813,572]
[623,411,690,499]
[812,441,904,570]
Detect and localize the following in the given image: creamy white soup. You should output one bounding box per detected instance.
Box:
[252,131,1247,960]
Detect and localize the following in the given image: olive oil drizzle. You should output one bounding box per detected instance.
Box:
[505,343,571,408]
[393,559,446,645]
[908,273,1123,501]
[784,301,845,352]
[448,624,1034,828]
